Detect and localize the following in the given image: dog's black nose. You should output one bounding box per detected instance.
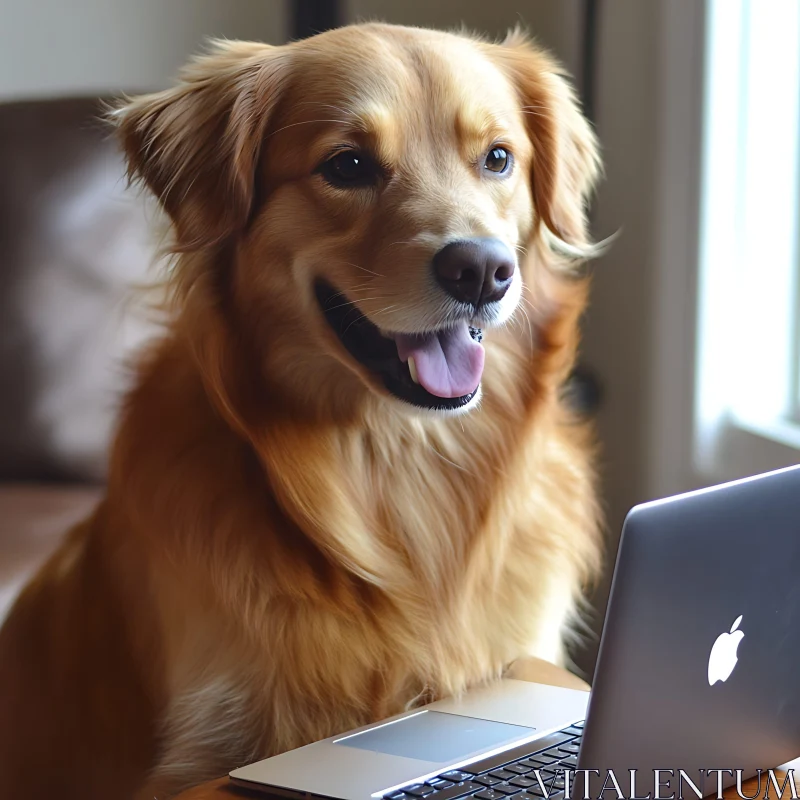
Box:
[432,238,516,306]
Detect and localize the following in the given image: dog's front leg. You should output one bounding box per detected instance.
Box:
[134,676,264,800]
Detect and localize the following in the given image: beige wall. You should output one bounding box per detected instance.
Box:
[586,0,660,517]
[580,0,661,674]
[0,0,286,100]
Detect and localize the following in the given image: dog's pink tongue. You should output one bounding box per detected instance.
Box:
[394,323,485,398]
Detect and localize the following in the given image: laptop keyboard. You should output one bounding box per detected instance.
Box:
[382,721,584,800]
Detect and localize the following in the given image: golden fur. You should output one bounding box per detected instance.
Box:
[0,23,602,799]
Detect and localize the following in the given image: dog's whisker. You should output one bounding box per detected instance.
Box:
[518,303,535,345]
[268,118,349,139]
[368,304,397,318]
[295,101,353,118]
[341,302,394,335]
[321,291,354,307]
[324,296,385,312]
[347,281,385,291]
[341,315,365,336]
[345,263,384,278]
[510,314,528,344]
[346,284,378,293]
[522,294,541,318]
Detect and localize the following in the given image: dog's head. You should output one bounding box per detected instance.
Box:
[116,24,599,417]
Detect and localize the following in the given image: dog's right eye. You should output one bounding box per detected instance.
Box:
[318,150,382,188]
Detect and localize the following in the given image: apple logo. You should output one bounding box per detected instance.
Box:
[708,615,745,686]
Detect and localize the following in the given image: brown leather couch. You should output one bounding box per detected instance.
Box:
[0,97,157,621]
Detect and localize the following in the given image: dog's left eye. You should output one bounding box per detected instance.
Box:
[484,147,512,174]
[318,150,382,188]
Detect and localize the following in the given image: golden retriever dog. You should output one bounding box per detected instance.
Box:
[0,22,603,800]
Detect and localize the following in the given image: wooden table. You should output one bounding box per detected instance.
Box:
[174,658,795,800]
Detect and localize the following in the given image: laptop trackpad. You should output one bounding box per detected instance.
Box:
[334,710,535,764]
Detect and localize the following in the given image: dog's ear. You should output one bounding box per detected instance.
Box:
[113,41,289,251]
[493,30,601,253]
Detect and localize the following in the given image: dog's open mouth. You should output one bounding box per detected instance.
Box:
[315,280,484,410]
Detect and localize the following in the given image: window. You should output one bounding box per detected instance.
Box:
[695,0,800,481]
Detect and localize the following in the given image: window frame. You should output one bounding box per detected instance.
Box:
[646,0,800,499]
[694,0,800,483]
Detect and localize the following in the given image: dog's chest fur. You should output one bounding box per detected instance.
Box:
[129,351,596,776]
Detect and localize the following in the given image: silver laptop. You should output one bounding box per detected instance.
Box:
[231,464,800,800]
